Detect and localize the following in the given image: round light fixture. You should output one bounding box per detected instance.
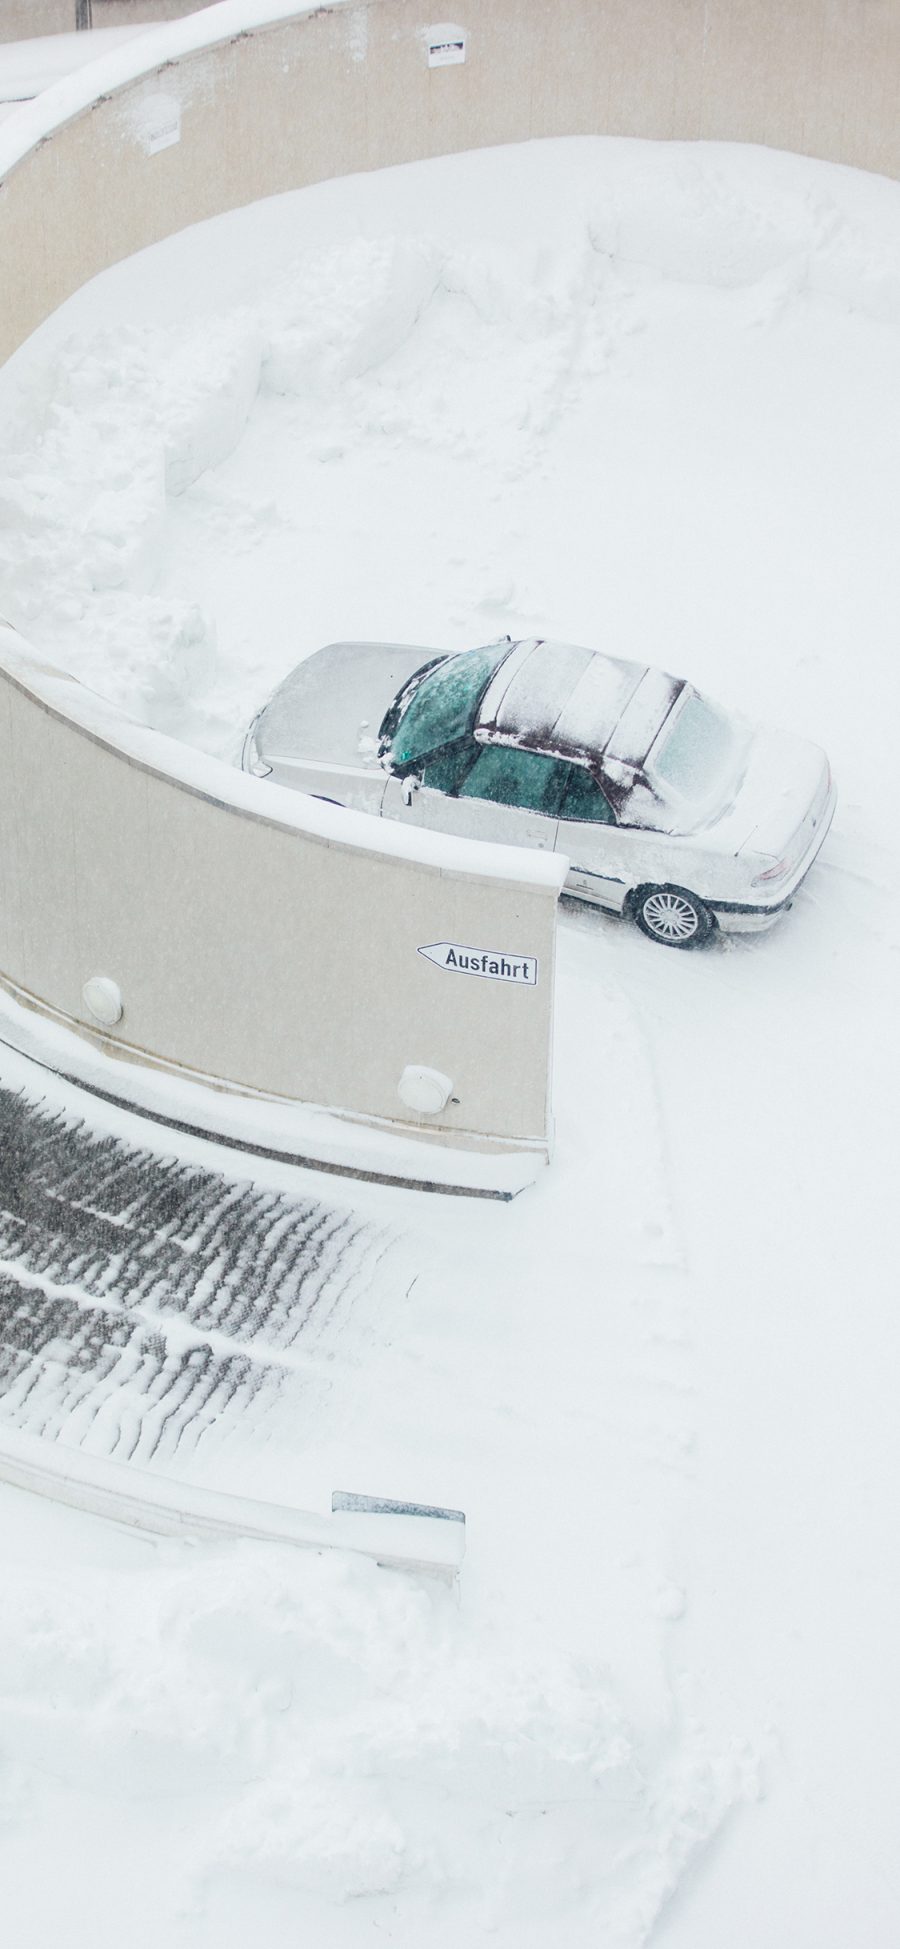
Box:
[397,1064,453,1115]
[82,975,123,1027]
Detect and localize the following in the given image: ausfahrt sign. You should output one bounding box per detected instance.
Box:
[418,942,538,985]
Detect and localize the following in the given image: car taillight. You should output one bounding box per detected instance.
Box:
[751,858,789,886]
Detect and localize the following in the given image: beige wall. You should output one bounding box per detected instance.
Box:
[0,634,561,1149]
[3,0,900,364]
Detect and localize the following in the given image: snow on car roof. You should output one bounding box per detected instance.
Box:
[476,638,675,762]
[605,663,684,766]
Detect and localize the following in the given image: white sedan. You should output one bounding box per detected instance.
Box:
[242,637,836,948]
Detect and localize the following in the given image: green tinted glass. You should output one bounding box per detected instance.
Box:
[421,742,479,794]
[560,766,616,824]
[458,744,571,814]
[390,641,514,766]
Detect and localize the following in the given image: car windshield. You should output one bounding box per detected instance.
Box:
[386,640,515,768]
[650,690,736,800]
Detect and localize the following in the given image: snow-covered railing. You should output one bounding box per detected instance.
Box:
[0,1423,467,1582]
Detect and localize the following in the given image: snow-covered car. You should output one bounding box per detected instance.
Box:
[242,637,836,947]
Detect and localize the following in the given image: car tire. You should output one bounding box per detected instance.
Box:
[631,884,717,950]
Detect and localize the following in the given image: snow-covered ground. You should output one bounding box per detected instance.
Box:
[1,137,899,1946]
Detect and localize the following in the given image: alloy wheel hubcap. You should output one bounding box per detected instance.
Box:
[642,891,700,941]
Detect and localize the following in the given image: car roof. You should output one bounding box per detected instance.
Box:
[476,639,684,766]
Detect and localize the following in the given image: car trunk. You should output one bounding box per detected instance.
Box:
[733,729,831,863]
[256,642,440,770]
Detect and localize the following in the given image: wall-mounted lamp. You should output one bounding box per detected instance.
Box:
[82,976,123,1027]
[398,1064,453,1115]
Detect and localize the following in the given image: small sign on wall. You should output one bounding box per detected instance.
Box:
[419,942,538,985]
[130,92,182,156]
[425,22,467,67]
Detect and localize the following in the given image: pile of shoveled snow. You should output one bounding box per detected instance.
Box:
[0,1497,754,1949]
[2,136,900,773]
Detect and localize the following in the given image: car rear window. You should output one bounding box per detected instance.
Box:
[388,641,515,767]
[651,691,734,797]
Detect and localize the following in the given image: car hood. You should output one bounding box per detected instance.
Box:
[254,642,443,770]
[703,726,832,861]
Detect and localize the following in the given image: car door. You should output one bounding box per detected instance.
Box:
[553,766,640,911]
[381,741,567,851]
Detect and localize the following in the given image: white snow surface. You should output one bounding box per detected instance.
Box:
[0,26,153,105]
[1,136,899,1947]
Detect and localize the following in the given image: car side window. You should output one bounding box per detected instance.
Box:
[421,742,480,794]
[456,744,571,815]
[560,765,616,825]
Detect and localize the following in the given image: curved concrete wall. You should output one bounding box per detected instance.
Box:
[1,0,899,365]
[0,626,563,1152]
[0,0,893,1158]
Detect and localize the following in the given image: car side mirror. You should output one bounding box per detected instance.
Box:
[401,774,419,807]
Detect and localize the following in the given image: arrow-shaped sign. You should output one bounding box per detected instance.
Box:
[418,942,538,985]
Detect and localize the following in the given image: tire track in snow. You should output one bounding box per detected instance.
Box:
[0,1086,396,1465]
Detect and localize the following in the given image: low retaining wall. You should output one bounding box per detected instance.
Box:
[0,626,563,1155]
[0,1423,467,1580]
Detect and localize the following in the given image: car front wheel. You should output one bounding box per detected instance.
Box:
[631,884,716,949]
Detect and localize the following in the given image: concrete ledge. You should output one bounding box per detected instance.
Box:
[0,1422,467,1581]
[0,984,546,1197]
